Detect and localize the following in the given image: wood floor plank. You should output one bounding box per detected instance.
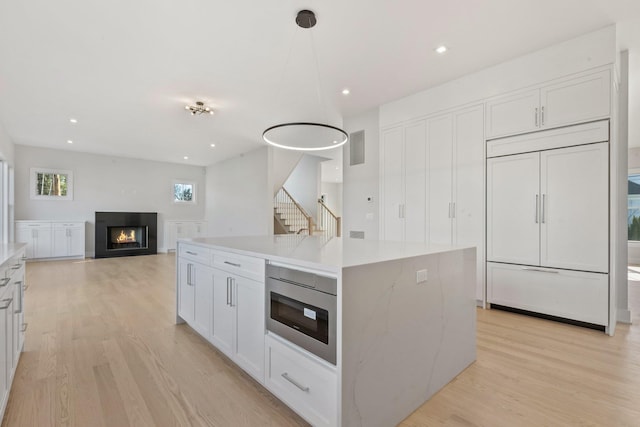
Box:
[3,254,640,426]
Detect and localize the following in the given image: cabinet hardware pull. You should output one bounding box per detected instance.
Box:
[226,277,231,305]
[186,264,192,286]
[522,267,559,274]
[541,194,546,224]
[0,278,10,287]
[541,106,545,126]
[0,298,12,310]
[186,250,198,256]
[230,278,235,307]
[224,261,241,268]
[535,195,539,223]
[281,373,310,392]
[535,107,539,127]
[21,323,28,332]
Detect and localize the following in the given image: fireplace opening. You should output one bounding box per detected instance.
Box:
[95,212,157,258]
[107,226,148,250]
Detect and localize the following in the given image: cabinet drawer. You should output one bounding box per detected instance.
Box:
[265,334,337,427]
[487,262,608,325]
[53,222,84,230]
[16,222,51,230]
[178,243,211,265]
[213,250,264,282]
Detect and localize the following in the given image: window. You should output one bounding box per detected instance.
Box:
[629,172,640,241]
[30,168,73,200]
[173,181,196,204]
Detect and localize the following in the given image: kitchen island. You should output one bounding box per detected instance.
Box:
[176,235,476,427]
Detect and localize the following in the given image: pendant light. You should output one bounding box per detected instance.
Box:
[262,10,348,151]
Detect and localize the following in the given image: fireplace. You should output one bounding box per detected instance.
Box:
[95,212,157,258]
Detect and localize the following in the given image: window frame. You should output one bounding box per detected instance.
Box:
[172,180,197,204]
[30,168,74,201]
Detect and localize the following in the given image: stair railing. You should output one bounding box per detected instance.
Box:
[318,199,341,238]
[274,187,313,235]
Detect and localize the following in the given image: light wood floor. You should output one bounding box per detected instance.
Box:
[3,254,640,426]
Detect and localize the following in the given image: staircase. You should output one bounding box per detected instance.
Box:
[274,187,341,237]
[274,187,314,235]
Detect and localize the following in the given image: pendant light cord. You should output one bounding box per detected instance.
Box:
[308,26,330,124]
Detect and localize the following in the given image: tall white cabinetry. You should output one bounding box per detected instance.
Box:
[165,220,208,252]
[486,69,610,139]
[486,120,610,327]
[381,105,485,300]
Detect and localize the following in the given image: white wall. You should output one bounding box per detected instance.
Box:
[283,154,322,222]
[14,145,206,255]
[272,150,303,195]
[320,182,342,217]
[342,108,380,240]
[0,121,14,166]
[206,147,272,236]
[381,25,617,127]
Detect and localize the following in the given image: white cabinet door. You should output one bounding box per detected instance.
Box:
[33,229,52,259]
[487,152,540,265]
[211,269,235,358]
[177,258,195,324]
[404,121,427,243]
[193,222,208,238]
[68,226,84,257]
[540,143,609,272]
[0,296,9,405]
[540,70,610,130]
[486,89,539,139]
[453,106,485,300]
[382,127,404,241]
[192,264,213,339]
[52,228,67,257]
[234,275,265,381]
[428,114,453,245]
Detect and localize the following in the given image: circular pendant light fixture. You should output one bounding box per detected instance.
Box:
[262,10,348,151]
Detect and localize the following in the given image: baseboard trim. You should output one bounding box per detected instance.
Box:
[617,308,632,324]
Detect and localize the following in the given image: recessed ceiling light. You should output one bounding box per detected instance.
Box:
[69,118,78,124]
[342,88,350,95]
[67,140,73,144]
[335,166,339,170]
[210,144,216,148]
[183,156,189,160]
[435,45,448,54]
[333,140,337,144]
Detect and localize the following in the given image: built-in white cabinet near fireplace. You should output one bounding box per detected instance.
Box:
[16,221,85,260]
[485,68,610,139]
[165,220,208,251]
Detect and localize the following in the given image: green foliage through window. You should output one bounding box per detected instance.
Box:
[36,172,68,196]
[174,183,194,202]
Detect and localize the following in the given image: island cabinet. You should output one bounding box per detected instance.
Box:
[176,242,265,384]
[177,236,477,427]
[485,68,610,139]
[0,244,27,422]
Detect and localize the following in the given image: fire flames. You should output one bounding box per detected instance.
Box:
[116,229,136,243]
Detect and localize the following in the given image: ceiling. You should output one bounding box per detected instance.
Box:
[1,1,640,182]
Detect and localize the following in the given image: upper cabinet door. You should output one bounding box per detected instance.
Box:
[404,121,427,243]
[487,152,540,266]
[428,114,454,246]
[486,89,540,139]
[540,70,610,130]
[540,143,609,272]
[382,127,405,241]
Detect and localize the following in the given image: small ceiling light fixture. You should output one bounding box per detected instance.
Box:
[435,45,448,54]
[342,88,350,95]
[67,140,73,144]
[69,118,78,124]
[183,156,189,160]
[210,143,216,148]
[185,101,214,115]
[262,10,348,151]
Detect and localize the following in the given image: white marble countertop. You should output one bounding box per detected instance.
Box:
[0,243,27,266]
[181,235,473,272]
